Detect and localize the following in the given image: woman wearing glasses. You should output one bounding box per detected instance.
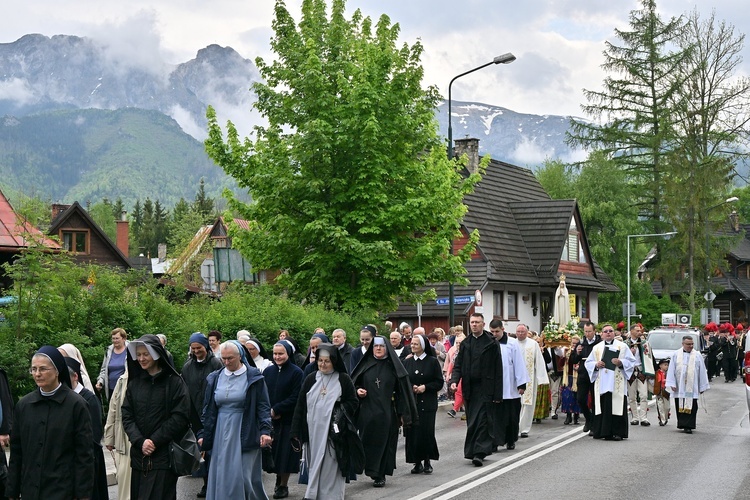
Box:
[121,334,190,500]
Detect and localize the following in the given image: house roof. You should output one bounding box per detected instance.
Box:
[0,190,60,251]
[168,225,213,274]
[48,202,131,268]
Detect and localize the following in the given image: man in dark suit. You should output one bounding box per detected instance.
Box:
[332,328,354,371]
[569,321,601,434]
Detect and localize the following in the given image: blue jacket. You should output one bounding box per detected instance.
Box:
[201,364,273,451]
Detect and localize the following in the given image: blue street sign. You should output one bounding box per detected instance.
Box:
[436,295,474,306]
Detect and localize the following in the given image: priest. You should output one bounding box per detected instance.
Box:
[516,324,549,438]
[489,320,528,451]
[584,324,637,441]
[666,336,710,434]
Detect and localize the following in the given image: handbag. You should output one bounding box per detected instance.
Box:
[169,428,202,476]
[298,445,309,485]
[261,445,275,473]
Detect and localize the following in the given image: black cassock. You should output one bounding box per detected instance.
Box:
[402,355,443,463]
[80,387,109,500]
[591,393,629,440]
[355,359,405,479]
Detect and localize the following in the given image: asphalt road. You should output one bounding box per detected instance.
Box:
[108,379,750,499]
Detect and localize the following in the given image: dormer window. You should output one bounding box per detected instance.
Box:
[61,230,89,254]
[561,218,586,263]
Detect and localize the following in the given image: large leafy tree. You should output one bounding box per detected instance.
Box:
[205,0,480,312]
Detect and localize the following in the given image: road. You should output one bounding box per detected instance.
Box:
[109,380,750,499]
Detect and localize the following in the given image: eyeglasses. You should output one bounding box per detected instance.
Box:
[29,366,53,374]
[601,329,614,333]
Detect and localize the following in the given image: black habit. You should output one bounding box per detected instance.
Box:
[262,356,304,474]
[79,386,110,500]
[402,351,443,463]
[449,330,502,460]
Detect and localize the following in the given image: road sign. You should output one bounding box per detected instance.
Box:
[704,290,716,302]
[622,303,636,317]
[436,295,474,306]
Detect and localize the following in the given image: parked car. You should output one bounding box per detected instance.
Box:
[646,327,707,365]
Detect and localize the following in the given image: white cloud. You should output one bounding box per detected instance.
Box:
[0,77,35,104]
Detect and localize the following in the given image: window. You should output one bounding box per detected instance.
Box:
[560,218,586,263]
[507,292,518,320]
[61,231,88,253]
[493,290,504,318]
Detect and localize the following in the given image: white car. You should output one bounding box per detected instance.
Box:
[646,327,706,365]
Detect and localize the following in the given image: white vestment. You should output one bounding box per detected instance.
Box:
[666,349,709,410]
[585,340,636,416]
[518,338,550,433]
[498,337,529,399]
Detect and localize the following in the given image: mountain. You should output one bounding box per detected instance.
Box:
[0,33,590,207]
[0,108,233,207]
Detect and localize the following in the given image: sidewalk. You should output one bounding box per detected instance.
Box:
[5,447,118,486]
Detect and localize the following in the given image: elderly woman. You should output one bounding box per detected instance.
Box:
[402,334,443,474]
[262,340,304,499]
[291,343,360,500]
[58,343,96,392]
[96,327,129,398]
[7,346,94,499]
[352,336,418,488]
[122,334,190,500]
[201,341,273,500]
[246,337,273,372]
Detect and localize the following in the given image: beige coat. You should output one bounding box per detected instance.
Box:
[103,372,131,500]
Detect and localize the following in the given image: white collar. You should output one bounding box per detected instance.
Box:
[224,364,248,377]
[416,352,427,360]
[40,382,62,396]
[73,384,83,394]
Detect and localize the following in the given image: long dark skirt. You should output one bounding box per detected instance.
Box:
[591,393,629,440]
[492,398,521,447]
[130,467,178,500]
[674,399,698,430]
[463,398,493,459]
[561,385,580,413]
[92,446,109,500]
[405,410,439,463]
[272,420,300,474]
[362,407,399,479]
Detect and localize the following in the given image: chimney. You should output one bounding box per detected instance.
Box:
[115,210,129,257]
[158,243,167,262]
[454,137,480,174]
[51,203,71,221]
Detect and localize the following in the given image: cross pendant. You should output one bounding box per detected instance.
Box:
[375,377,381,388]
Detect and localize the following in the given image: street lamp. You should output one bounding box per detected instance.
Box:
[447,53,516,328]
[627,231,677,332]
[704,196,739,321]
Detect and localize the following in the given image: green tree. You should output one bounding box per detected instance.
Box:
[205,0,480,312]
[130,199,143,256]
[193,178,215,223]
[112,197,125,221]
[88,200,117,242]
[567,0,687,236]
[167,199,205,257]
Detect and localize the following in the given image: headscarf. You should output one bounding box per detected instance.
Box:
[58,343,95,392]
[188,332,210,351]
[126,334,179,379]
[227,339,249,366]
[361,325,377,337]
[35,345,72,389]
[275,340,295,358]
[64,356,82,385]
[314,343,347,373]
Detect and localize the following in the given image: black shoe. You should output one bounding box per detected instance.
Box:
[583,422,590,433]
[520,432,528,438]
[423,463,433,474]
[564,413,572,425]
[573,415,580,425]
[685,428,693,434]
[640,421,651,427]
[472,455,484,467]
[506,443,515,450]
[411,463,424,474]
[197,485,207,498]
[612,435,623,441]
[551,413,559,420]
[447,409,457,418]
[588,430,594,437]
[533,418,542,424]
[373,478,386,487]
[273,486,289,499]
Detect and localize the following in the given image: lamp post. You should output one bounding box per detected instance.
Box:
[627,232,677,332]
[447,53,516,328]
[704,196,739,321]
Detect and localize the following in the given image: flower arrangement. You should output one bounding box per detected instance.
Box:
[542,316,581,346]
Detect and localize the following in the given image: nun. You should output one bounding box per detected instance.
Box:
[402,334,443,474]
[246,337,273,372]
[351,335,418,487]
[262,340,304,499]
[291,343,359,500]
[58,343,96,392]
[7,345,95,499]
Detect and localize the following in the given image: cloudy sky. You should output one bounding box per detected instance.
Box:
[2,0,748,119]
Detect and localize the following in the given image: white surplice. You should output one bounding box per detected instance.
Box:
[498,337,529,399]
[666,349,709,408]
[584,340,636,416]
[517,338,550,433]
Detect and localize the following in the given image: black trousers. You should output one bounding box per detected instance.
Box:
[576,372,594,422]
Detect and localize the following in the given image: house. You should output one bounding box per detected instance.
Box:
[48,202,149,271]
[0,189,61,288]
[650,216,750,325]
[167,216,278,293]
[388,137,619,333]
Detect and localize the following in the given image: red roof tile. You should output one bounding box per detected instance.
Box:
[0,190,61,251]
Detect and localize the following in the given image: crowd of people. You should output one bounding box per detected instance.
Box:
[2,316,743,499]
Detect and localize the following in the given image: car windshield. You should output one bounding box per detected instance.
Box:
[648,331,699,350]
